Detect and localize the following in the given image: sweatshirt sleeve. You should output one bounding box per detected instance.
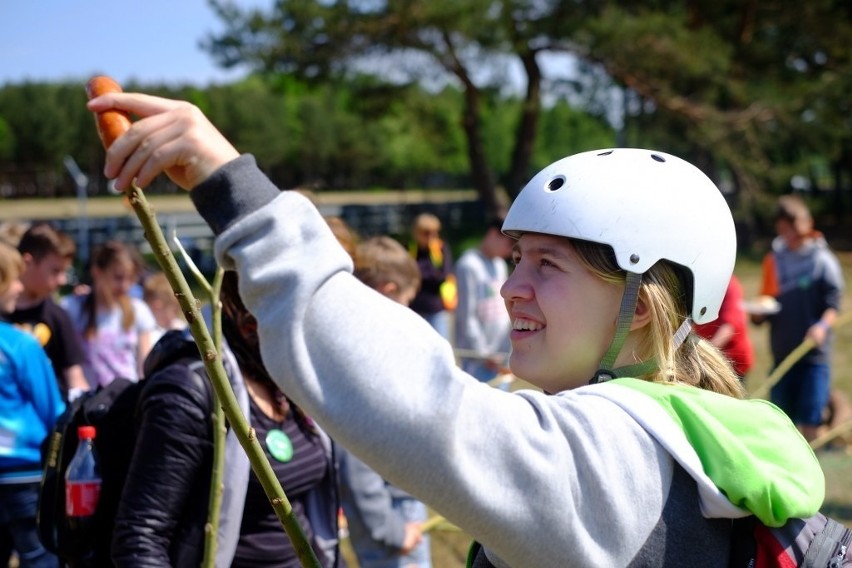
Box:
[191,155,677,568]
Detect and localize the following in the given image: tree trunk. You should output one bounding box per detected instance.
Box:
[459,78,501,220]
[505,50,543,201]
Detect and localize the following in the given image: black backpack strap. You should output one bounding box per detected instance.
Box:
[728,516,758,567]
[803,517,852,568]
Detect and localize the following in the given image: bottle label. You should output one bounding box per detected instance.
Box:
[66,481,101,516]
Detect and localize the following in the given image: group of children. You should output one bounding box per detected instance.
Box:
[0,216,438,567]
[0,222,192,566]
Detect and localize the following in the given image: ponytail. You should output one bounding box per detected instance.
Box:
[573,238,744,398]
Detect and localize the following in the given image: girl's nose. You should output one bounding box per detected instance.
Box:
[501,265,531,302]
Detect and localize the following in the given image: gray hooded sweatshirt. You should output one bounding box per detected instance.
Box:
[189,155,824,568]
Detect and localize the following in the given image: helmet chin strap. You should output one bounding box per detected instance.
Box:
[589,271,694,384]
[590,272,644,384]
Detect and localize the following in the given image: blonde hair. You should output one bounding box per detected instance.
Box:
[413,213,441,234]
[142,271,174,304]
[572,239,744,398]
[0,240,23,294]
[354,236,421,293]
[143,271,183,326]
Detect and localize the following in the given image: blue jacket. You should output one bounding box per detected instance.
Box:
[0,321,65,484]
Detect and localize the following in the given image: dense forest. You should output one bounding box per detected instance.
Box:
[1,0,849,239]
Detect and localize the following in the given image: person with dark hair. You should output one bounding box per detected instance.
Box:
[751,194,845,441]
[111,271,345,567]
[10,222,89,401]
[60,241,156,387]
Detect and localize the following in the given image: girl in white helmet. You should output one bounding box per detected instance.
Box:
[92,92,826,568]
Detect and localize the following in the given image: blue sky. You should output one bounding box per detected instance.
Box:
[1,0,267,86]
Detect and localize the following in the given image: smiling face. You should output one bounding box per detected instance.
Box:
[501,233,624,393]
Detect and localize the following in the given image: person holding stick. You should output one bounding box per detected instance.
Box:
[750,194,844,442]
[90,91,825,568]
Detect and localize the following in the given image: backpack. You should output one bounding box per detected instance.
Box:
[37,376,142,565]
[37,330,209,566]
[730,513,852,567]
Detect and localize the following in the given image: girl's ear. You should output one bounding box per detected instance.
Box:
[630,295,653,331]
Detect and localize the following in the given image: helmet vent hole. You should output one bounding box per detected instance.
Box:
[699,307,707,317]
[546,176,565,192]
[651,154,666,163]
[629,254,640,264]
[597,150,614,156]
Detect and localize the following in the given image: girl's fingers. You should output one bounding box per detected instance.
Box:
[86,92,189,118]
[94,94,239,191]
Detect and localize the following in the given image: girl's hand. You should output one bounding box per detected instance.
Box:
[87,92,240,191]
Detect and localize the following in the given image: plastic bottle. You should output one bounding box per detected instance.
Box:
[65,425,102,531]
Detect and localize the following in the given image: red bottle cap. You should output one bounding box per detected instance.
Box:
[77,425,96,439]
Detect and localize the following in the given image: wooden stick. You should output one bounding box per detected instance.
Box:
[749,338,816,400]
[125,183,321,568]
[810,420,852,452]
[421,514,461,533]
[749,311,852,400]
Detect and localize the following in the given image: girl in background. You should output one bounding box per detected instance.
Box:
[61,241,156,387]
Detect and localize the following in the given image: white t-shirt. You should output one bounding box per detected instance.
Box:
[61,294,156,387]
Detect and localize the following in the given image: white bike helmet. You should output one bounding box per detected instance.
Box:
[503,148,736,381]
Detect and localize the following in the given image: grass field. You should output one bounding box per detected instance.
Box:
[343,251,852,568]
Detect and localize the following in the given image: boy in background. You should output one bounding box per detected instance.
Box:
[342,235,431,568]
[10,223,89,402]
[751,194,844,441]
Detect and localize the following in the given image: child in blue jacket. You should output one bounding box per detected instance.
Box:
[0,239,65,568]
